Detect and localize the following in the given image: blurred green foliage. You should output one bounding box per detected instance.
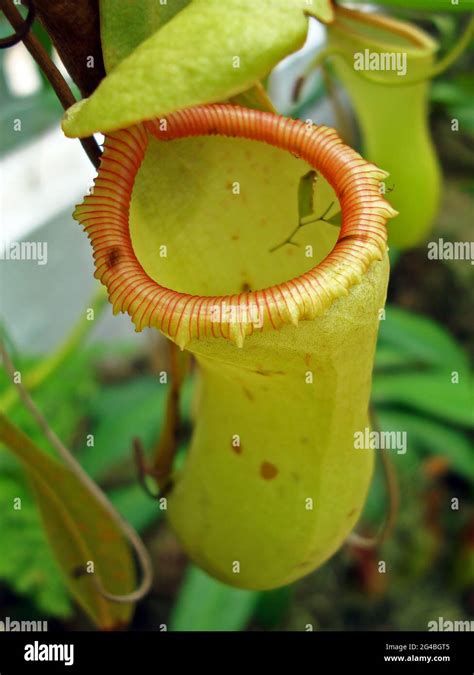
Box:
[0,344,167,619]
[170,566,257,631]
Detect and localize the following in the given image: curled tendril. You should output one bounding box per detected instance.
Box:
[0,339,153,605]
[0,0,35,49]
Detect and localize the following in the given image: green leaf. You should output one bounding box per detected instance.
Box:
[100,2,277,118]
[447,103,474,135]
[63,0,334,137]
[108,482,163,532]
[379,306,469,372]
[170,565,258,631]
[0,414,136,629]
[376,408,474,482]
[431,75,474,135]
[431,78,474,107]
[100,0,191,71]
[0,347,102,618]
[80,377,168,480]
[0,472,72,618]
[254,586,293,629]
[372,373,473,428]
[1,348,99,460]
[375,344,416,371]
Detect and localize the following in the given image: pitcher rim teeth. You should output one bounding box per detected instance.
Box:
[74,104,396,345]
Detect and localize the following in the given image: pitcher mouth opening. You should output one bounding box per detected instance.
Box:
[74,104,397,348]
[332,5,438,55]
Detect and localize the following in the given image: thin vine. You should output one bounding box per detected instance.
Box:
[0,0,102,168]
[0,339,153,604]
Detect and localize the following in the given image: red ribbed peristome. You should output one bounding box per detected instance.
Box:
[74,104,397,348]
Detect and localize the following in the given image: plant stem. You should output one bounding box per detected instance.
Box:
[32,0,105,97]
[0,339,153,603]
[0,0,101,168]
[150,341,190,490]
